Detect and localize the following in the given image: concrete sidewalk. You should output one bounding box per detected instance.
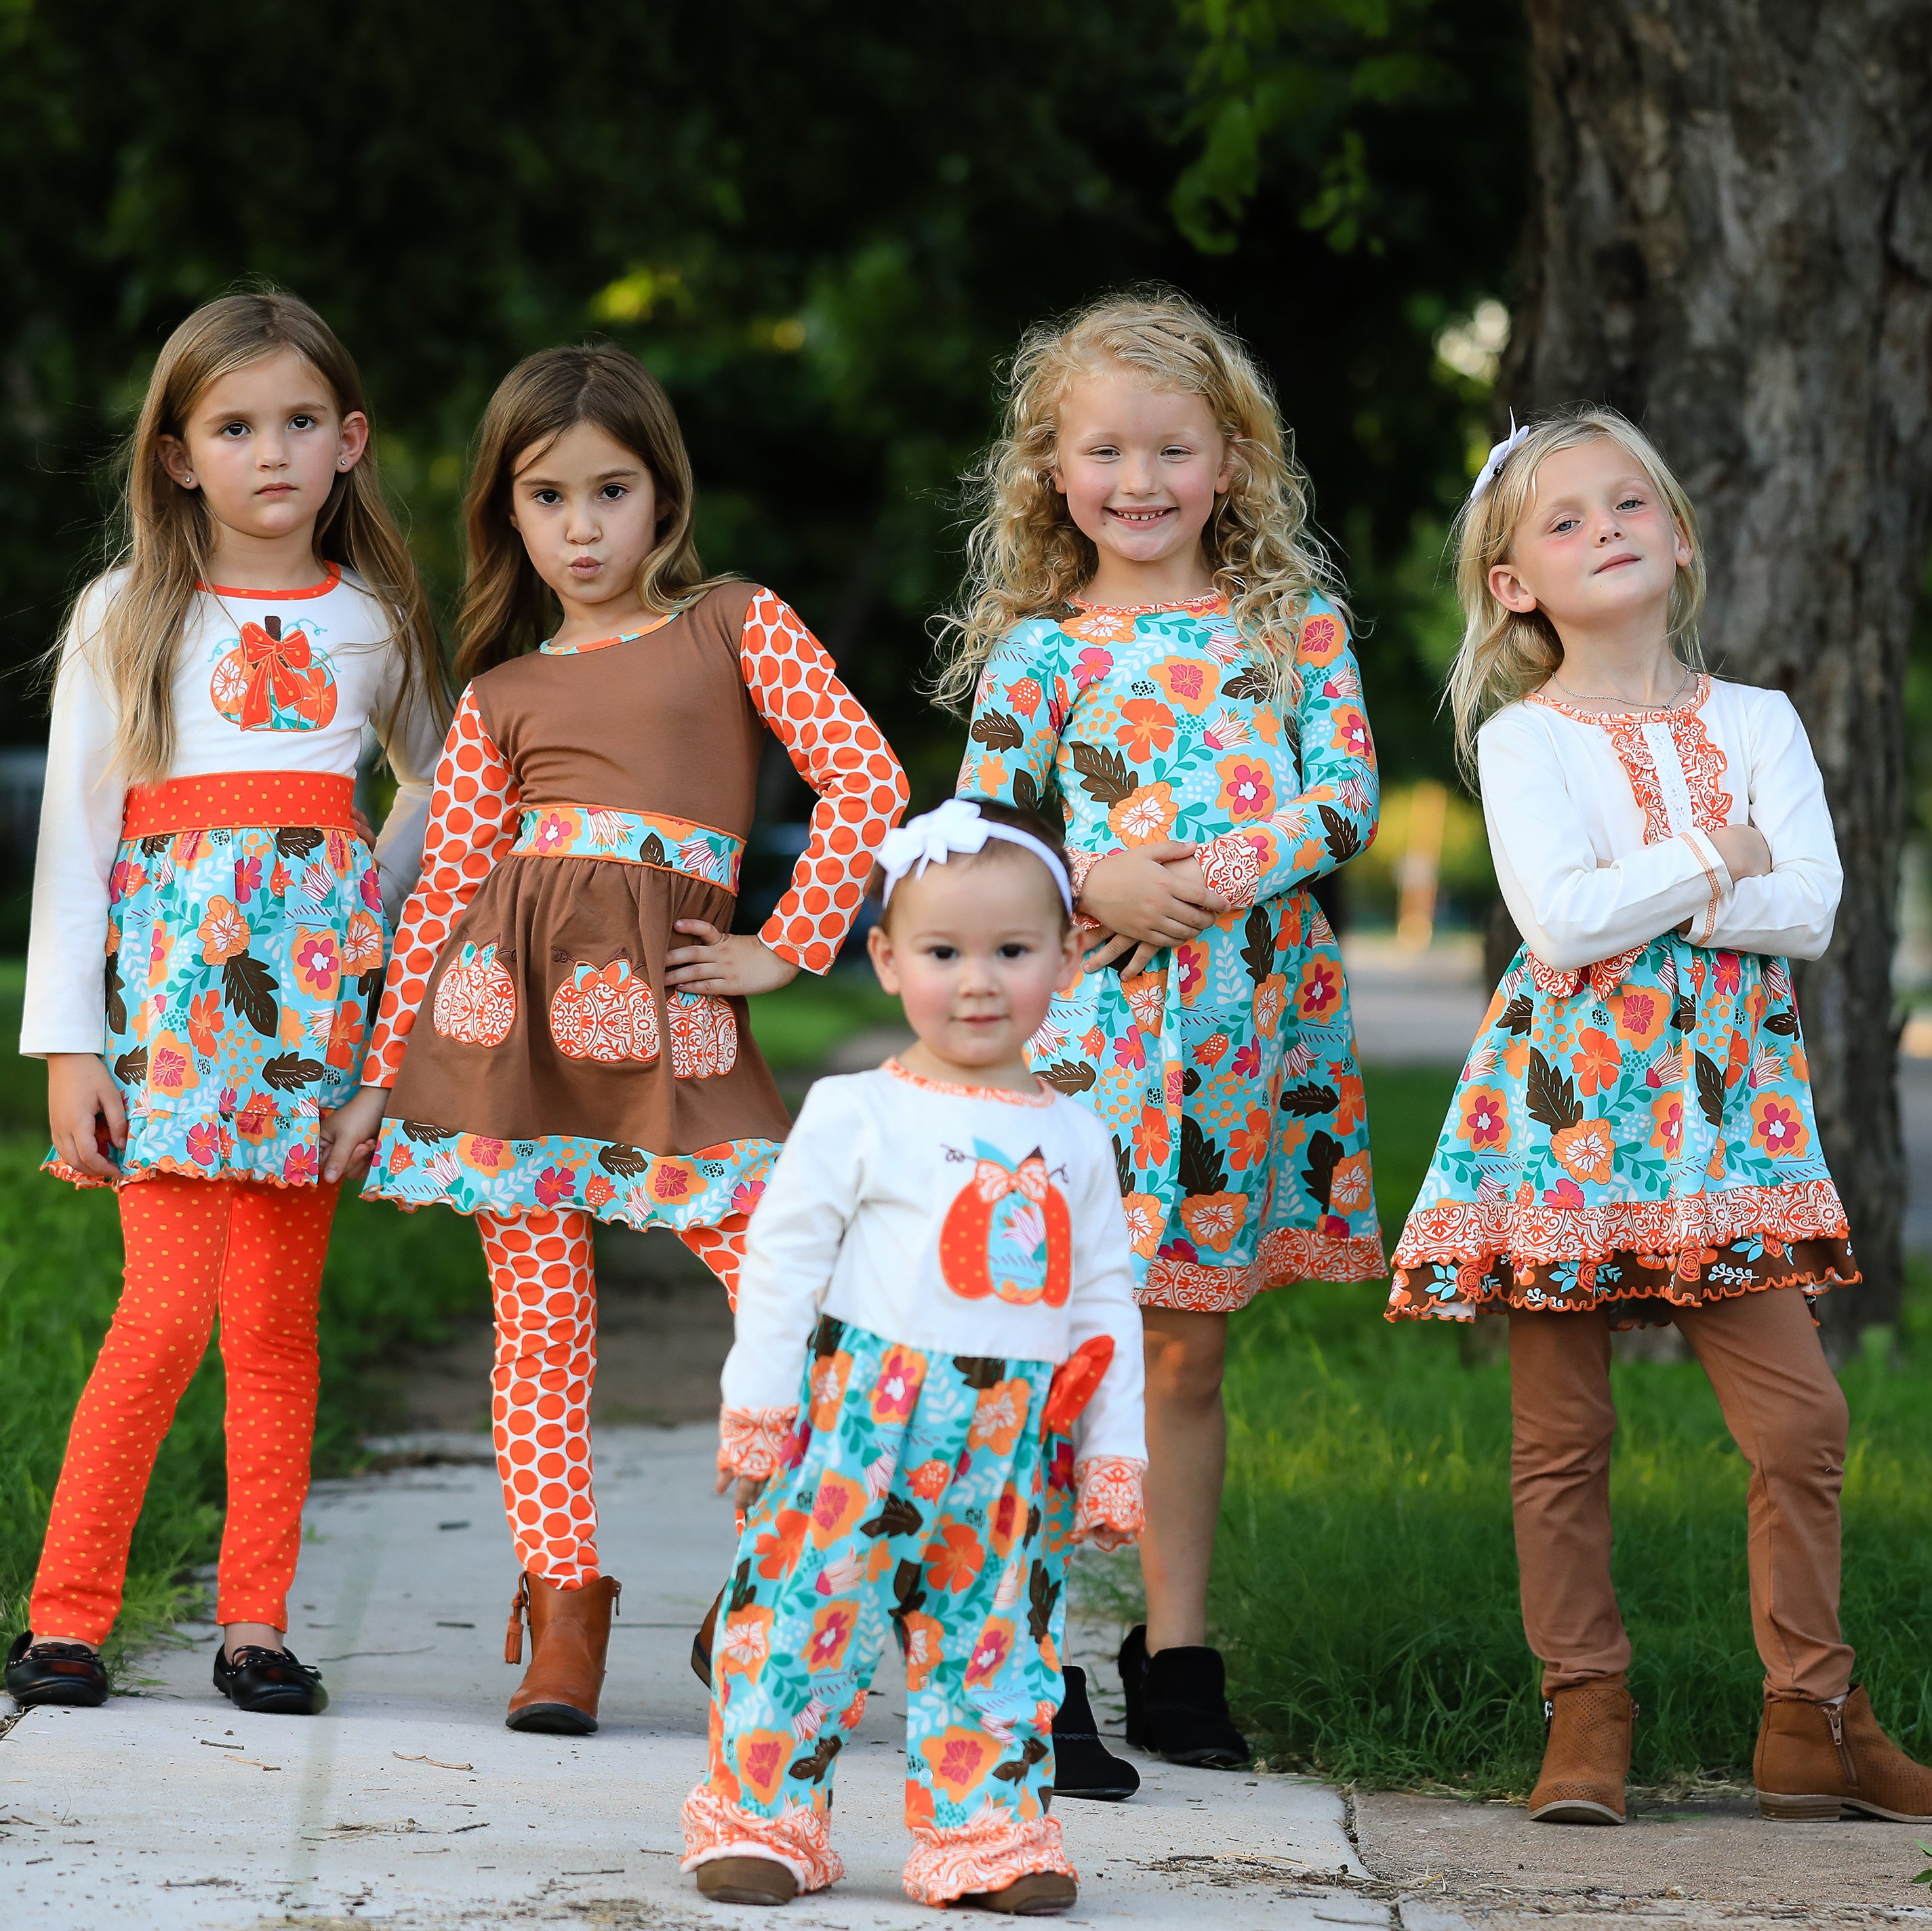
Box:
[0,1425,1394,1929]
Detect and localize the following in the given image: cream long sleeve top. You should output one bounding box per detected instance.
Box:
[23,565,444,1057]
[1478,673,1840,990]
[718,1061,1148,1522]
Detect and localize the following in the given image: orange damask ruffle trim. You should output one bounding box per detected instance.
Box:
[43,1154,326,1194]
[679,1787,843,1893]
[1195,834,1262,912]
[902,1808,1074,1907]
[717,1405,801,1481]
[1141,1229,1388,1312]
[1391,1180,1851,1272]
[1072,1457,1146,1541]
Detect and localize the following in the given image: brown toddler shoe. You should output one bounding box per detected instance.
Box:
[1754,1686,1932,1821]
[696,1855,798,1904]
[1527,1675,1634,1824]
[961,1871,1079,1913]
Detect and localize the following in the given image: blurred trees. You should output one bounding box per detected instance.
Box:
[1501,0,1932,1341]
[0,0,1524,800]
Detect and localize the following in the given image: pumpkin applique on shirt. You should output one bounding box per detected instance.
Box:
[937,1141,1072,1307]
[667,990,738,1080]
[210,615,340,733]
[432,941,518,1048]
[549,957,662,1063]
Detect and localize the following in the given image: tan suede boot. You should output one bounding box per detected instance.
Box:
[1754,1686,1932,1821]
[1527,1675,1634,1824]
[504,1571,620,1735]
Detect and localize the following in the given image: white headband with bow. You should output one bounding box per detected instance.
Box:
[1470,411,1531,502]
[876,798,1072,913]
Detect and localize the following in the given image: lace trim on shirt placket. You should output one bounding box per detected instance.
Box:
[1525,677,1735,987]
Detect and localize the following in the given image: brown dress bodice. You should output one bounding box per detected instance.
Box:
[386,584,792,1158]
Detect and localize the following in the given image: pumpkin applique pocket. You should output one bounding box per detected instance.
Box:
[432,940,517,1047]
[549,958,662,1063]
[937,1141,1072,1307]
[667,990,738,1079]
[209,615,339,732]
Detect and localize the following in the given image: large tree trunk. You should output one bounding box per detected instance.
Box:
[1500,1,1932,1349]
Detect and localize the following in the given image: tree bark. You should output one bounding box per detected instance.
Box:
[1500,1,1932,1349]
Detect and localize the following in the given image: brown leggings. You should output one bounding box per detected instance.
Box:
[1508,1286,1853,1702]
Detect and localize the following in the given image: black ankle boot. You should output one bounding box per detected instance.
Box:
[1118,1624,1249,1769]
[214,1642,329,1715]
[1048,1665,1140,1800]
[5,1631,108,1709]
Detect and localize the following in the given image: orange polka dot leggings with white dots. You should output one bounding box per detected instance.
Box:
[30,1174,338,1646]
[480,1206,747,1588]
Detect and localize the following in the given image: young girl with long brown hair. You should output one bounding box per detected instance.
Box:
[944,288,1384,1779]
[325,343,908,1736]
[7,290,447,1717]
[1391,405,1932,1826]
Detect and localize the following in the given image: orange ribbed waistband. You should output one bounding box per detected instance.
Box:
[122,772,359,838]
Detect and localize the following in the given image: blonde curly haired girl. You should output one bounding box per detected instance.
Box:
[949,286,1384,1778]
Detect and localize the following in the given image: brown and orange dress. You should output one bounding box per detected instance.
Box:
[361,582,908,1267]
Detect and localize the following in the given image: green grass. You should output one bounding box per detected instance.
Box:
[9,980,1932,1795]
[0,969,898,1664]
[1208,1064,1932,1793]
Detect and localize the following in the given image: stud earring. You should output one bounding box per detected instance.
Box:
[183,472,195,486]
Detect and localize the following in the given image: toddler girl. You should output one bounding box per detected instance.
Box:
[944,289,1382,1771]
[7,290,445,1716]
[325,344,907,1735]
[1390,405,1932,1825]
[681,796,1145,1913]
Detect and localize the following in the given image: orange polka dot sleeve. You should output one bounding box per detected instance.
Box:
[364,689,522,1087]
[739,590,908,974]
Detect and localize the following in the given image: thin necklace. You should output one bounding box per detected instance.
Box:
[1550,663,1693,712]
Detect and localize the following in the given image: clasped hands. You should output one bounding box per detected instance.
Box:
[1076,841,1229,976]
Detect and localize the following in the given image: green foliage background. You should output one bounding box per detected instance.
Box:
[0,0,1525,805]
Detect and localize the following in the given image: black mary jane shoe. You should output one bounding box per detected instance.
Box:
[5,1630,108,1709]
[1119,1624,1250,1770]
[214,1642,329,1716]
[1048,1665,1140,1800]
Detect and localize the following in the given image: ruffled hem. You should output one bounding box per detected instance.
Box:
[679,1787,843,1893]
[1388,1181,1857,1322]
[1072,1457,1146,1539]
[1139,1229,1387,1311]
[363,1118,778,1232]
[43,1147,330,1193]
[902,1809,1074,1907]
[718,1406,803,1481]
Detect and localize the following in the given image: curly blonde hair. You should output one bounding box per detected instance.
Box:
[931,286,1344,712]
[1447,403,1705,784]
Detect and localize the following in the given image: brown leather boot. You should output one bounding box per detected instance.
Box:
[1754,1686,1932,1821]
[1527,1675,1634,1824]
[504,1571,620,1735]
[696,1856,798,1904]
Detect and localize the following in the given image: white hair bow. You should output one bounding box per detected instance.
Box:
[876,798,1072,912]
[1470,412,1530,502]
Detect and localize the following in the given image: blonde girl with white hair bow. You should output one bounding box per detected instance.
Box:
[1390,402,1932,1833]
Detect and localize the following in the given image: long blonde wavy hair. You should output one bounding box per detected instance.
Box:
[1447,403,1706,783]
[68,290,445,784]
[931,287,1344,712]
[455,344,735,681]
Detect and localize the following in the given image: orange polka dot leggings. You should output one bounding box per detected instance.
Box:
[480,1206,747,1588]
[30,1173,338,1646]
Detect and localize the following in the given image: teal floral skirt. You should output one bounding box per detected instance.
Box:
[1388,939,1857,1322]
[49,805,385,1191]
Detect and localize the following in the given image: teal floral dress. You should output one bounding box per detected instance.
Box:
[1389,678,1857,1322]
[959,591,1386,1310]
